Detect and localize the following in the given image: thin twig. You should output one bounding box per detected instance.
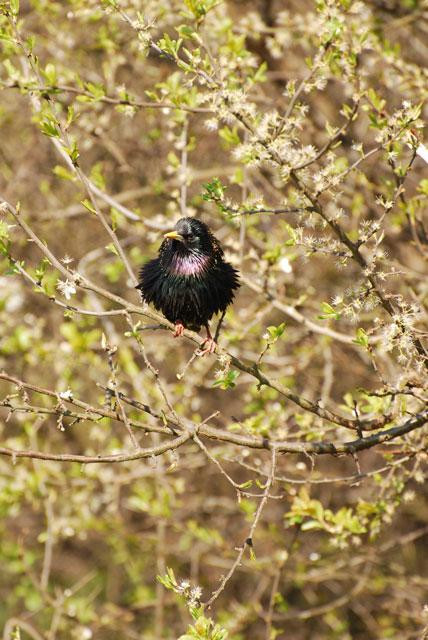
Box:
[104,341,140,449]
[205,448,277,607]
[0,79,213,113]
[40,495,54,591]
[0,371,174,436]
[0,432,192,464]
[126,316,182,426]
[180,119,189,217]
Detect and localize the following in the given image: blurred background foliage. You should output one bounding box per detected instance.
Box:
[0,0,427,638]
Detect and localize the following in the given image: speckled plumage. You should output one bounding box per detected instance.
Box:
[136,218,240,332]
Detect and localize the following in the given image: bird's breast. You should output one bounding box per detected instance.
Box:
[168,252,210,276]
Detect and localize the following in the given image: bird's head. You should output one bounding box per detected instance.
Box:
[163,218,213,254]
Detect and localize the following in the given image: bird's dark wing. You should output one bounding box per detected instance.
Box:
[136,258,164,307]
[210,232,225,261]
[203,260,240,317]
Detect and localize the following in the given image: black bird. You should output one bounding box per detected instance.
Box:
[136,217,240,354]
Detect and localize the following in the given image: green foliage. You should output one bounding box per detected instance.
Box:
[39,115,60,138]
[179,612,228,640]
[264,322,286,344]
[157,33,183,59]
[52,165,75,181]
[218,126,240,149]
[157,569,228,639]
[318,302,341,321]
[81,198,97,214]
[9,0,19,17]
[183,0,221,22]
[353,327,369,348]
[286,488,367,545]
[212,368,240,390]
[202,178,226,205]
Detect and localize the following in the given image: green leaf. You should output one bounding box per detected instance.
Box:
[66,105,76,127]
[167,151,180,168]
[9,0,20,16]
[53,165,76,181]
[318,302,341,321]
[367,88,386,112]
[84,82,106,101]
[81,199,97,214]
[10,626,21,640]
[202,178,226,203]
[353,328,369,348]
[218,126,240,148]
[251,61,267,84]
[40,117,60,138]
[64,140,79,165]
[157,567,177,590]
[157,34,182,58]
[238,480,253,489]
[212,370,240,390]
[89,162,106,190]
[34,258,50,283]
[283,222,298,246]
[417,179,428,196]
[0,220,11,240]
[105,243,119,257]
[176,24,198,39]
[43,63,57,85]
[265,322,286,343]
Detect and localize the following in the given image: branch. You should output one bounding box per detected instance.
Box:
[0,432,191,464]
[200,410,428,455]
[0,383,426,465]
[0,371,176,436]
[226,206,309,218]
[0,79,213,113]
[205,447,277,607]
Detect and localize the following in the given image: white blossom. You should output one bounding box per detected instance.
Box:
[59,389,74,401]
[278,256,293,273]
[56,278,76,300]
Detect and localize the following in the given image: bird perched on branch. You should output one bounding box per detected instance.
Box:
[136,217,240,355]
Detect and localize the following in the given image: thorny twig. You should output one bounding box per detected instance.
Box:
[104,339,140,449]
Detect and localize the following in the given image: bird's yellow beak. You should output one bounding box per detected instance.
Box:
[164,230,184,242]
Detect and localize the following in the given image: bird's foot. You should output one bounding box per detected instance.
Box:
[198,337,217,356]
[173,322,185,338]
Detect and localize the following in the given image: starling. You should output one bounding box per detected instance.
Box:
[136,217,240,354]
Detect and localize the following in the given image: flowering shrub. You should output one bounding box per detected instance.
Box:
[0,0,427,638]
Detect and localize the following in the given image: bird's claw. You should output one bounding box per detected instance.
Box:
[197,337,217,356]
[173,322,185,338]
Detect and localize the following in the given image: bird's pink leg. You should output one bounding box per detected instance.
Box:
[173,322,185,338]
[198,324,217,356]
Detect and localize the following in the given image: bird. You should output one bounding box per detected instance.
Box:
[136,217,240,354]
